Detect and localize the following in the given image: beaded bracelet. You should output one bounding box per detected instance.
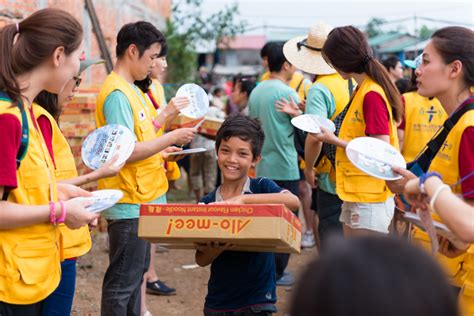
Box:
[57,200,67,224]
[49,201,56,225]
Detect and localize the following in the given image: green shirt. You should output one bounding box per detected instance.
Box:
[101,89,166,219]
[305,83,337,194]
[248,79,300,181]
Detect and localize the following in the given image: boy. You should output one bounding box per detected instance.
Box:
[195,113,300,315]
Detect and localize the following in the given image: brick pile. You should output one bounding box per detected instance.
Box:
[59,92,98,191]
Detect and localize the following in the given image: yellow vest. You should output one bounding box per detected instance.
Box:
[0,101,60,304]
[411,107,474,302]
[96,72,168,203]
[313,74,352,178]
[335,77,398,203]
[33,105,92,260]
[261,71,310,101]
[401,92,446,162]
[146,80,181,181]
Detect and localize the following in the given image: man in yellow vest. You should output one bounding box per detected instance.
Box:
[279,23,352,247]
[96,22,196,316]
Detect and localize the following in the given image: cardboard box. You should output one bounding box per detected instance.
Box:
[138,204,301,253]
[169,115,224,137]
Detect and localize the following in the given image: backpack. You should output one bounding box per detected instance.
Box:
[0,92,29,200]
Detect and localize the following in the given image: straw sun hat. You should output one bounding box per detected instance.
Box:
[283,22,336,75]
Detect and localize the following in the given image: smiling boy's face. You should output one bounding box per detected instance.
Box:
[217,136,260,182]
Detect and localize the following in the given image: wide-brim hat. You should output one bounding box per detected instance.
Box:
[283,22,335,75]
[79,58,105,73]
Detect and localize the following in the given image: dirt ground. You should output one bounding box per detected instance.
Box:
[72,181,317,316]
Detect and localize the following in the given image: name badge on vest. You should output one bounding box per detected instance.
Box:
[138,110,146,121]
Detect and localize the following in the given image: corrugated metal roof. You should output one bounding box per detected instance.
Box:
[380,38,421,53]
[368,32,405,46]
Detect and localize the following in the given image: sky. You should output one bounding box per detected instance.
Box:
[199,0,473,37]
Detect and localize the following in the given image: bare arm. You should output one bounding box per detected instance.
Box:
[422,177,474,243]
[0,185,97,230]
[60,156,123,186]
[223,191,300,212]
[127,128,196,163]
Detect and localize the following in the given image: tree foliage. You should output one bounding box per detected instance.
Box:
[365,17,387,38]
[164,0,246,93]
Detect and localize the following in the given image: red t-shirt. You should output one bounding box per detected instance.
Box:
[0,110,55,190]
[459,127,474,199]
[363,91,390,135]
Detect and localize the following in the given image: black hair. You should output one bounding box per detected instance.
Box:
[212,87,224,95]
[395,78,411,94]
[34,91,61,121]
[116,21,166,58]
[215,113,265,159]
[235,78,256,98]
[382,56,400,72]
[260,41,280,59]
[291,236,459,316]
[267,42,288,73]
[134,75,152,93]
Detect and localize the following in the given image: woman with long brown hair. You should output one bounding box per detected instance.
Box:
[311,25,402,236]
[0,8,97,314]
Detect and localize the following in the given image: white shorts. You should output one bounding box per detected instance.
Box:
[339,197,395,234]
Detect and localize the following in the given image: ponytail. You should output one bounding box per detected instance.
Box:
[365,58,403,122]
[322,25,403,122]
[0,24,22,104]
[0,8,83,105]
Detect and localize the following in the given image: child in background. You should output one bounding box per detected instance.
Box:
[195,113,300,315]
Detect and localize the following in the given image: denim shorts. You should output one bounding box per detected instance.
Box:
[339,197,395,234]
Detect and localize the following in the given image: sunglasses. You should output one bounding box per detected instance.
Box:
[73,76,82,88]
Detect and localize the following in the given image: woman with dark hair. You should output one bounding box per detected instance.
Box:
[291,236,459,316]
[391,26,474,315]
[0,8,98,314]
[310,25,401,236]
[397,56,447,162]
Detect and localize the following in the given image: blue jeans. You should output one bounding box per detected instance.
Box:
[101,219,150,316]
[41,259,77,315]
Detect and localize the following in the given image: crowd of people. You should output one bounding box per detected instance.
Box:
[0,7,473,316]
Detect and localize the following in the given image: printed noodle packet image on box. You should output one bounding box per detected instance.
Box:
[138,204,302,253]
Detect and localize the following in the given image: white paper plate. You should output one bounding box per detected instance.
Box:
[176,83,209,119]
[345,137,406,180]
[70,189,123,213]
[167,148,207,156]
[291,114,336,134]
[82,124,135,170]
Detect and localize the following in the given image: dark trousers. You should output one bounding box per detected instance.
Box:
[273,180,299,279]
[42,259,77,315]
[101,219,150,316]
[204,304,276,316]
[0,302,42,316]
[316,188,343,248]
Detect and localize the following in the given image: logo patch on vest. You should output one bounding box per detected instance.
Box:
[138,110,146,121]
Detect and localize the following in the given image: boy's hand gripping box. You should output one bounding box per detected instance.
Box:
[138,204,301,253]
